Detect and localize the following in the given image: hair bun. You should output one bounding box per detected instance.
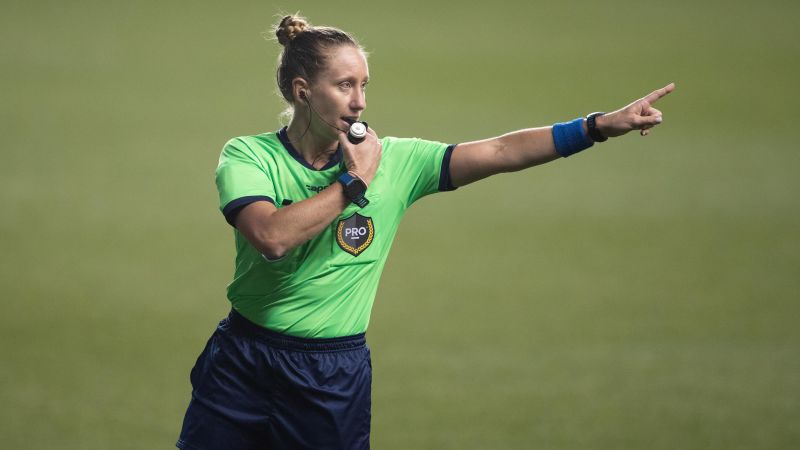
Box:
[275,15,309,46]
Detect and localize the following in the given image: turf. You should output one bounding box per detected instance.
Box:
[2,0,798,448]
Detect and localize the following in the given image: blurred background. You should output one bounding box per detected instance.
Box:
[2,0,798,448]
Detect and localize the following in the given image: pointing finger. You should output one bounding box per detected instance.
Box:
[642,82,675,105]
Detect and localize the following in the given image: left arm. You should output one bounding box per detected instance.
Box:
[449,83,675,187]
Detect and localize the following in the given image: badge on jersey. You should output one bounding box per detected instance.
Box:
[336,213,375,256]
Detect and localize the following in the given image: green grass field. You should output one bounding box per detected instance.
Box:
[2,0,799,448]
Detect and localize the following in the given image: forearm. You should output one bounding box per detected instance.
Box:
[495,119,601,169]
[237,183,349,259]
[450,126,562,187]
[495,126,562,170]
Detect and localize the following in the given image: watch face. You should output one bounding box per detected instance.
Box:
[345,178,366,199]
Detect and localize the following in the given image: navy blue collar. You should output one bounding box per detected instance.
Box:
[277,127,343,171]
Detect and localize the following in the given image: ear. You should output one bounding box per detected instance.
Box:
[292,78,310,104]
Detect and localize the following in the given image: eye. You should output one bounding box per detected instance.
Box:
[339,81,353,90]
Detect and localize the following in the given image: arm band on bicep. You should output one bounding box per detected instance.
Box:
[552,118,594,157]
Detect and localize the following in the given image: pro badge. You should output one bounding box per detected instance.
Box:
[336,213,374,256]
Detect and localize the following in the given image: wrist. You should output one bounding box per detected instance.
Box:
[347,170,368,188]
[332,178,350,207]
[596,114,613,138]
[595,113,608,133]
[337,171,370,208]
[552,117,594,157]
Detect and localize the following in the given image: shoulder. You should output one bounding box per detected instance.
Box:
[223,132,281,154]
[219,131,285,165]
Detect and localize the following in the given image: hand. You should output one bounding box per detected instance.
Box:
[338,127,382,186]
[596,82,676,138]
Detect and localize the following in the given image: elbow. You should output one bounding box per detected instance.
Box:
[250,230,289,261]
[261,245,287,261]
[233,204,292,260]
[260,238,288,261]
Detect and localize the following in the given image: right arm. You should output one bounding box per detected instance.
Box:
[235,184,348,260]
[234,128,381,260]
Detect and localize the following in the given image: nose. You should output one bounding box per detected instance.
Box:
[350,88,366,112]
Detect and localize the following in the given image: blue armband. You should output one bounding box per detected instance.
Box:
[552,118,594,157]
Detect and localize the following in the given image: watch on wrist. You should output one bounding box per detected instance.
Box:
[337,172,369,208]
[586,112,608,142]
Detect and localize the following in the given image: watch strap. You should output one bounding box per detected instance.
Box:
[586,112,608,143]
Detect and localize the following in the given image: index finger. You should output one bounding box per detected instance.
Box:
[642,82,676,105]
[337,129,351,147]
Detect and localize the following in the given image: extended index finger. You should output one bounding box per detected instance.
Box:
[642,82,676,105]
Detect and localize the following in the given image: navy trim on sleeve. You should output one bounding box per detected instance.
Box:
[222,196,275,227]
[277,127,342,171]
[438,144,458,192]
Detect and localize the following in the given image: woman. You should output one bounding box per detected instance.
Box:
[177,14,674,450]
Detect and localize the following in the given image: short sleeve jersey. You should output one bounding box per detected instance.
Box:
[215,127,456,338]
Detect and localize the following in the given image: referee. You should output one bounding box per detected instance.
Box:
[176,14,674,450]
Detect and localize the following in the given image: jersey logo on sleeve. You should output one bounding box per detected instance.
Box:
[336,213,375,256]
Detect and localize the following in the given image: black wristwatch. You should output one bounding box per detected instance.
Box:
[586,112,608,142]
[337,172,369,208]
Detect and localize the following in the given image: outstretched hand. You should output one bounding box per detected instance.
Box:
[597,83,675,138]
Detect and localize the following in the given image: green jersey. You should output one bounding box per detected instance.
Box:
[215,127,456,338]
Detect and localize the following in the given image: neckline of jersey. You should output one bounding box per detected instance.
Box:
[277,127,343,171]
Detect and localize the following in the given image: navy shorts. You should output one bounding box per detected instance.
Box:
[177,309,372,450]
